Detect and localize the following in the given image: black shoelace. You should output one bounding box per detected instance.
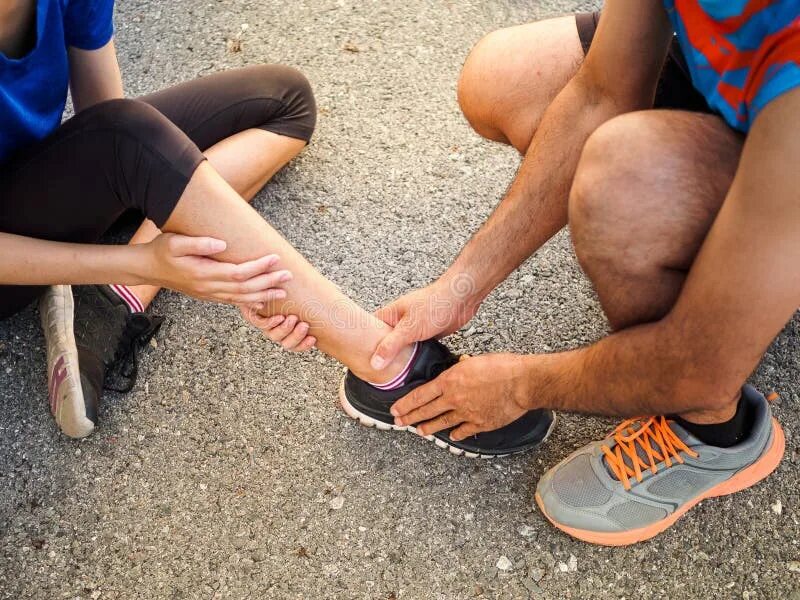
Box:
[104,314,164,393]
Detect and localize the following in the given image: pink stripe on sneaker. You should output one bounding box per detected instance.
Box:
[110,284,143,313]
[370,342,419,391]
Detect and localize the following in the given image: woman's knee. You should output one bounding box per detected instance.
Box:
[245,64,317,143]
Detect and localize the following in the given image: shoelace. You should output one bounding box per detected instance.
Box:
[105,314,164,393]
[602,416,699,490]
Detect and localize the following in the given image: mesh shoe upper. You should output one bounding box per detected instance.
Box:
[72,285,163,413]
[343,339,554,455]
[536,385,776,533]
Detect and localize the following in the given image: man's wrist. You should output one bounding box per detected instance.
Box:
[438,268,489,312]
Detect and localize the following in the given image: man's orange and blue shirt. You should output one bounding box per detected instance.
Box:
[665,0,800,131]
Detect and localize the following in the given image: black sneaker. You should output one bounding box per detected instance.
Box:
[339,339,556,457]
[71,285,163,431]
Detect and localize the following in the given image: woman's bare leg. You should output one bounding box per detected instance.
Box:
[126,129,306,308]
[162,160,414,383]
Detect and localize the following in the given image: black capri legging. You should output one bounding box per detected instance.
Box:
[0,64,316,319]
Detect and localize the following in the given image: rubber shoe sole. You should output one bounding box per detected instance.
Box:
[39,286,94,439]
[339,376,556,459]
[535,417,785,546]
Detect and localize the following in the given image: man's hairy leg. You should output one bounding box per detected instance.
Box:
[458,16,585,152]
[569,110,744,422]
[163,161,413,383]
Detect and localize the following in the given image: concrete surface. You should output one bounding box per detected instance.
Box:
[1,1,799,598]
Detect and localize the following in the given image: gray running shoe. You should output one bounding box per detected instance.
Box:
[535,385,784,546]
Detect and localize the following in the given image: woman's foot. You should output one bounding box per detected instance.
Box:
[535,385,784,546]
[339,339,556,457]
[40,286,91,438]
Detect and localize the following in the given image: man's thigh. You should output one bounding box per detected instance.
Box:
[459,11,712,154]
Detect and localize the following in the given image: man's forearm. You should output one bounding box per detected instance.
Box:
[443,74,634,301]
[520,317,737,418]
[0,233,143,286]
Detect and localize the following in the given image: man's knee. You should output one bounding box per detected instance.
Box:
[457,29,513,144]
[569,114,658,277]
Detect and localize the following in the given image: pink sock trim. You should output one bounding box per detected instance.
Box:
[110,284,144,314]
[369,342,419,390]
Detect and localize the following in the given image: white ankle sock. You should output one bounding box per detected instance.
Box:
[368,342,419,391]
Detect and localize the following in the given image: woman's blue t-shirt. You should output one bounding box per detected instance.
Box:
[0,0,115,165]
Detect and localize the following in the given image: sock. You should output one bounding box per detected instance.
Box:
[368,342,419,391]
[671,392,751,448]
[109,284,144,314]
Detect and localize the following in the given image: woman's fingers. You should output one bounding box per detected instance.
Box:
[279,321,310,350]
[237,304,314,350]
[293,335,317,352]
[192,254,287,285]
[229,254,282,281]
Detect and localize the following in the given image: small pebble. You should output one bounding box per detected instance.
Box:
[496,556,513,571]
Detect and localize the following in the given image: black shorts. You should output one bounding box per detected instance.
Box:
[576,11,714,113]
[0,64,316,319]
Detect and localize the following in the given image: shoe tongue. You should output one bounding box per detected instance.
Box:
[663,420,705,452]
[602,418,698,481]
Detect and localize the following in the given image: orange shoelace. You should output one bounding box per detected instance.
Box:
[602,416,699,490]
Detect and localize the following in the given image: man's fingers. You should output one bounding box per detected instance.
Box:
[449,423,480,442]
[169,235,227,257]
[396,398,451,429]
[416,411,464,437]
[374,302,403,327]
[391,379,442,419]
[371,320,415,370]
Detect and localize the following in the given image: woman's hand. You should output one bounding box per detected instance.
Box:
[140,233,292,305]
[239,306,316,352]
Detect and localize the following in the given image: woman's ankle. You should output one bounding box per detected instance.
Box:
[352,343,416,385]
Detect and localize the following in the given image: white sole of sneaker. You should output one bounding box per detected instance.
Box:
[39,285,94,439]
[338,376,556,458]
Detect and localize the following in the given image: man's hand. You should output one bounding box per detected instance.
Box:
[391,353,530,440]
[371,275,482,370]
[141,233,292,305]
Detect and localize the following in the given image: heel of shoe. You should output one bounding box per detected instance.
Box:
[709,418,785,498]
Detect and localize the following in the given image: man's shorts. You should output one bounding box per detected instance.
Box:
[576,11,715,114]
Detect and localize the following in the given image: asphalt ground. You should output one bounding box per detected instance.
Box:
[1,1,799,598]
